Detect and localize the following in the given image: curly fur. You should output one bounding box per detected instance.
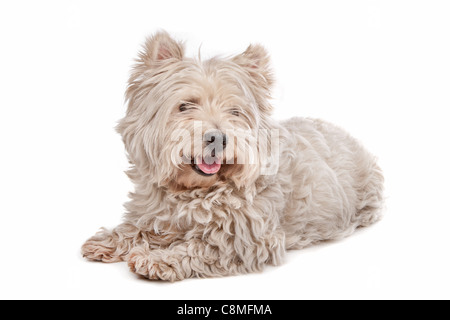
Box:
[82,31,384,281]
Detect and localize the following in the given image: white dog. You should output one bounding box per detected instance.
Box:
[82,31,384,281]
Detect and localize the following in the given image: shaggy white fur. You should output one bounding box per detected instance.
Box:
[81,31,384,281]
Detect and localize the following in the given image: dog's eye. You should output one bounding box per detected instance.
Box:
[231,109,240,116]
[179,103,190,112]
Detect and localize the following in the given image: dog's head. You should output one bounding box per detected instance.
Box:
[117,31,275,191]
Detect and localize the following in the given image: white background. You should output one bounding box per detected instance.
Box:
[1,0,449,300]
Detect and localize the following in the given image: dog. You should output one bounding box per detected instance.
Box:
[81,31,384,281]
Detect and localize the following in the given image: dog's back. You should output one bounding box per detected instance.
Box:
[278,117,384,249]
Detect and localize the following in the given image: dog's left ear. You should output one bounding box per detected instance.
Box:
[232,44,274,92]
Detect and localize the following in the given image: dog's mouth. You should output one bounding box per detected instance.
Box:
[191,157,222,176]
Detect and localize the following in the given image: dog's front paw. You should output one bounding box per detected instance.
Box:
[82,239,120,263]
[81,229,122,263]
[127,247,186,282]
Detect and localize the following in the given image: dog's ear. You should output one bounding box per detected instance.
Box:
[232,44,274,91]
[125,31,184,112]
[139,31,184,67]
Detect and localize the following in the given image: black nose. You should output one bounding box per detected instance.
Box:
[205,131,227,149]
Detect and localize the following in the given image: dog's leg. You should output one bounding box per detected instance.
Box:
[127,232,285,281]
[81,223,139,263]
[354,163,384,228]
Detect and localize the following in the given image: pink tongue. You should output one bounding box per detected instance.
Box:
[197,161,221,174]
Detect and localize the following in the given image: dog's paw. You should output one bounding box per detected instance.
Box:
[81,235,121,263]
[127,247,184,282]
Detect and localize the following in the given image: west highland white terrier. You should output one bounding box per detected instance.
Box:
[82,31,384,281]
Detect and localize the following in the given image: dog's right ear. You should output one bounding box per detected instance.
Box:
[125,31,184,112]
[124,31,183,122]
[138,31,184,67]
